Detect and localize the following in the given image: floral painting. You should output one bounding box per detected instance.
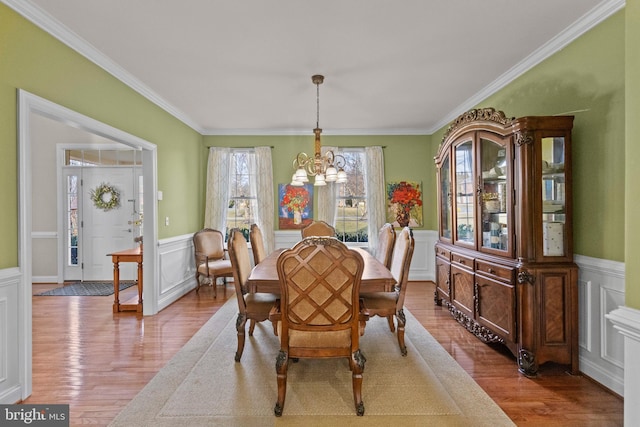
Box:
[386,180,423,227]
[279,183,314,229]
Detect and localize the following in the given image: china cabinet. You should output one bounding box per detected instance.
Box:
[434,108,578,376]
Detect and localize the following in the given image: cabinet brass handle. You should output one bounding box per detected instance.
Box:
[458,258,464,263]
[488,268,495,274]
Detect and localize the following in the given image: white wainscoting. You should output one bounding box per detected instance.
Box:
[607,305,640,424]
[156,234,198,311]
[575,254,625,396]
[0,268,22,404]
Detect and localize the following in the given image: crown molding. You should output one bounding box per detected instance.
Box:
[2,0,204,133]
[3,0,625,137]
[429,0,626,134]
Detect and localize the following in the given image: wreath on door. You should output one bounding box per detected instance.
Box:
[90,183,120,211]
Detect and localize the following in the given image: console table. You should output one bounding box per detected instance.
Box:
[108,246,143,313]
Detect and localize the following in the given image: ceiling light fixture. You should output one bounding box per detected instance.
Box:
[290,75,347,187]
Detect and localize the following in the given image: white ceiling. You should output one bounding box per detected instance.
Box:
[8,0,622,135]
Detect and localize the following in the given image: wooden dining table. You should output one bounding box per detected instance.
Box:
[246,247,396,294]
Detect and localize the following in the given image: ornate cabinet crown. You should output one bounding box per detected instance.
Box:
[434,108,578,377]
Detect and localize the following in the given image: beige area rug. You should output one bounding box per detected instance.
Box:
[109,299,514,427]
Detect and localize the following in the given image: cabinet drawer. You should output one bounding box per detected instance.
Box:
[451,252,474,269]
[475,259,514,283]
[435,246,451,260]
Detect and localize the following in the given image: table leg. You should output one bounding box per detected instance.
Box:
[136,260,143,312]
[112,260,120,313]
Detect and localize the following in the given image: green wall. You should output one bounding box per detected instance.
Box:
[626,0,640,308]
[0,4,203,269]
[432,11,626,263]
[2,3,636,308]
[203,134,433,229]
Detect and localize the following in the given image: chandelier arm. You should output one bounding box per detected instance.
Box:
[333,153,346,169]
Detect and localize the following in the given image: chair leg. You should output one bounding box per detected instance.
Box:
[396,309,407,356]
[351,349,366,416]
[235,313,247,362]
[274,350,288,417]
[212,276,217,298]
[249,319,257,336]
[386,315,395,332]
[195,273,200,294]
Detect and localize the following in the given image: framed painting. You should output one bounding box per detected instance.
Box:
[279,183,313,229]
[386,180,423,227]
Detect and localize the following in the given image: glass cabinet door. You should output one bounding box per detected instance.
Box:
[541,136,566,256]
[454,140,474,245]
[479,135,509,253]
[440,153,452,239]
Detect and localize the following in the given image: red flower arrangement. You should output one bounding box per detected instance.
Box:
[281,185,309,213]
[388,181,422,227]
[388,181,422,213]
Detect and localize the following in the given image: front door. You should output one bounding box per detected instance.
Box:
[64,167,141,281]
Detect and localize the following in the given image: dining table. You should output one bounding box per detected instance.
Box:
[246,247,396,294]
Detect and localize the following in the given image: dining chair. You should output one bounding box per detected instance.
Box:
[193,228,233,298]
[374,223,396,331]
[360,227,415,356]
[227,228,279,362]
[375,223,396,269]
[270,237,367,416]
[249,223,266,266]
[300,220,336,238]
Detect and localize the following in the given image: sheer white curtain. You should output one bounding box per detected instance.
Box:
[204,147,231,231]
[254,146,275,253]
[316,145,338,225]
[365,146,386,255]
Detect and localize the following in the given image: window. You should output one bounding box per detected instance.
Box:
[66,175,79,266]
[335,149,368,243]
[226,150,257,241]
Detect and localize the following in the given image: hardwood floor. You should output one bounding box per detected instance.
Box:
[26,281,622,426]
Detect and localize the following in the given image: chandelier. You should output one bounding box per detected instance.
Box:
[290,74,347,187]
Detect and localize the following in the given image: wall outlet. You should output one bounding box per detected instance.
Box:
[165,216,170,226]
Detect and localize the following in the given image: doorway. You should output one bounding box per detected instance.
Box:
[17,89,159,400]
[60,147,143,282]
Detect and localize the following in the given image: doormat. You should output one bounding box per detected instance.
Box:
[35,281,136,296]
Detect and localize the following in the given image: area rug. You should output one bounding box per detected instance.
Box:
[35,281,136,296]
[109,298,514,427]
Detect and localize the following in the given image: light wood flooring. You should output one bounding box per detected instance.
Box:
[26,281,623,426]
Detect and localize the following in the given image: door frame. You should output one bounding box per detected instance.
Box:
[17,89,159,399]
[58,148,142,283]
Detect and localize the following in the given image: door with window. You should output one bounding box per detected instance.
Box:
[63,166,142,281]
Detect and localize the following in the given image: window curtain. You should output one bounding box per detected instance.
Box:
[254,146,275,253]
[204,147,231,231]
[365,146,386,255]
[316,145,338,225]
